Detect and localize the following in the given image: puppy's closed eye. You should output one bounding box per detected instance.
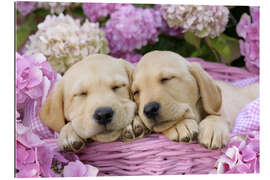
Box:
[112,84,126,91]
[75,91,88,97]
[160,76,176,84]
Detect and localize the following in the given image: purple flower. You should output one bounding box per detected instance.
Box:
[63,160,99,177]
[236,7,259,74]
[16,1,37,16]
[112,51,142,64]
[16,52,59,138]
[105,5,162,54]
[83,3,128,22]
[155,5,184,38]
[216,131,260,174]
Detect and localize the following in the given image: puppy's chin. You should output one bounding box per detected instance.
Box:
[91,130,122,142]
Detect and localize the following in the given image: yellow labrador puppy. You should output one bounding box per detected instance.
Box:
[132,51,259,149]
[40,54,147,152]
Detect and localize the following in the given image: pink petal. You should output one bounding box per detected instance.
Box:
[63,160,87,177]
[16,163,40,178]
[84,164,99,176]
[236,13,251,38]
[27,67,43,88]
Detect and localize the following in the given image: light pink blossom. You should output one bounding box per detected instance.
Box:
[63,160,99,177]
[216,131,259,173]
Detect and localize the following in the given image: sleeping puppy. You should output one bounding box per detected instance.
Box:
[40,54,148,152]
[132,51,259,149]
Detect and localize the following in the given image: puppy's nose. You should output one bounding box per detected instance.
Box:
[143,101,160,119]
[94,107,114,125]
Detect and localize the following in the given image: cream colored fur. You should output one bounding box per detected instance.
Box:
[132,51,259,149]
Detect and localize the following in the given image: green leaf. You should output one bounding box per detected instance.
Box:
[207,34,241,64]
[135,34,196,57]
[184,31,201,49]
[132,4,155,9]
[16,14,37,50]
[207,35,232,63]
[190,43,219,62]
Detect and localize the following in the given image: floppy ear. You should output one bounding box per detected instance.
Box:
[118,58,135,99]
[39,80,65,132]
[189,62,222,115]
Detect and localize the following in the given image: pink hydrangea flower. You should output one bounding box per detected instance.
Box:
[82,3,128,22]
[16,1,37,16]
[112,51,142,64]
[105,5,162,54]
[236,7,260,74]
[16,52,59,138]
[216,131,259,174]
[16,123,97,177]
[63,160,99,177]
[155,5,184,38]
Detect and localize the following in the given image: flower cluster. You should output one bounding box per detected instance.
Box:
[82,3,128,22]
[16,53,57,110]
[105,5,162,54]
[216,131,259,173]
[25,14,109,74]
[16,53,58,138]
[37,2,71,14]
[155,5,184,38]
[16,123,98,177]
[161,5,229,38]
[236,7,259,74]
[16,1,71,16]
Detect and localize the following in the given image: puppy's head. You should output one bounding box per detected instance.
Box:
[132,51,222,132]
[40,54,136,142]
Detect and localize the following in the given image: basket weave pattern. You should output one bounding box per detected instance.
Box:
[50,58,258,176]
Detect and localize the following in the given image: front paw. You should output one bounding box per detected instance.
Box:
[58,123,86,152]
[198,115,229,149]
[120,116,150,142]
[163,119,199,143]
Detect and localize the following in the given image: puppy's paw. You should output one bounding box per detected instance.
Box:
[132,115,150,138]
[58,123,86,152]
[198,115,229,149]
[120,124,135,142]
[163,119,199,143]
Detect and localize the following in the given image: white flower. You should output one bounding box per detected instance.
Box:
[161,5,230,38]
[25,14,109,74]
[37,2,71,14]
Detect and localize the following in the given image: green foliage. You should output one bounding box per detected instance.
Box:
[206,34,240,64]
[136,34,196,57]
[184,31,201,49]
[132,4,155,9]
[68,5,86,19]
[16,14,37,50]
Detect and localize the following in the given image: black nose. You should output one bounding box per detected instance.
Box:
[143,101,160,119]
[93,107,114,125]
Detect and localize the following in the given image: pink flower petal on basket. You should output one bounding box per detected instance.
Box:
[63,160,98,177]
[37,145,54,177]
[16,163,40,178]
[16,123,44,148]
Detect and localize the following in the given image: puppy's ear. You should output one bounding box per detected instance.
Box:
[39,80,65,132]
[189,62,222,115]
[118,59,135,99]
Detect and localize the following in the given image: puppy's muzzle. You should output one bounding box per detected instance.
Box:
[143,101,161,119]
[93,106,114,125]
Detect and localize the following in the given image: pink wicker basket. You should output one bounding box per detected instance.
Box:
[47,58,258,176]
